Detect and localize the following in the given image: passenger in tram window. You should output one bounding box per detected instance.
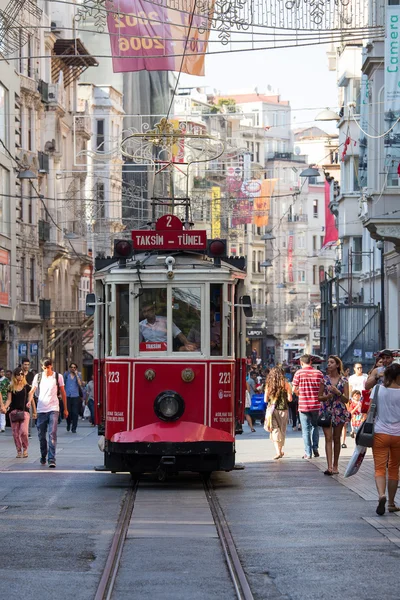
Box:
[187,303,221,355]
[139,302,196,351]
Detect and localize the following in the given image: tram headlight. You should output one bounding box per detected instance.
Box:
[154,391,185,422]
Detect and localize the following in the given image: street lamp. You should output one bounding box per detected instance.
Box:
[315,108,341,121]
[299,166,320,178]
[261,230,276,241]
[17,168,37,180]
[376,240,385,349]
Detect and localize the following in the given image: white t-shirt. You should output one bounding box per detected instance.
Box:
[348,373,367,392]
[375,386,400,436]
[33,371,64,413]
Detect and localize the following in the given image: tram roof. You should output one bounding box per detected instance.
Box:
[95,251,246,277]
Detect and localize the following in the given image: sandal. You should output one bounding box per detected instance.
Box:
[332,470,339,475]
[251,428,256,433]
[273,455,281,460]
[388,505,400,513]
[376,496,387,516]
[324,469,333,476]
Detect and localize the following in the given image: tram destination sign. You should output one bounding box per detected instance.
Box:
[131,230,207,251]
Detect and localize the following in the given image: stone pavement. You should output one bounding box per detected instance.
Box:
[1,418,400,600]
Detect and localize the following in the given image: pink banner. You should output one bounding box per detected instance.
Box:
[323,180,338,247]
[107,0,211,74]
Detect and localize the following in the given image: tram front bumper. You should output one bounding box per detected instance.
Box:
[105,421,235,473]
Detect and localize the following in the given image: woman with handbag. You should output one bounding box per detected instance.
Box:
[1,368,36,458]
[264,367,292,459]
[371,363,400,516]
[318,355,350,476]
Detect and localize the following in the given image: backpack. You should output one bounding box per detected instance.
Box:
[37,371,61,399]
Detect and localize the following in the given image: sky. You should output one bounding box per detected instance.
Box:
[180,43,339,135]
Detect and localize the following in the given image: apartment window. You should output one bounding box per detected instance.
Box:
[0,83,7,149]
[21,256,26,301]
[353,237,362,272]
[313,199,318,218]
[297,233,305,249]
[313,265,317,285]
[255,142,260,163]
[319,265,325,282]
[28,182,34,224]
[313,235,317,251]
[96,119,105,152]
[30,257,35,302]
[96,181,105,219]
[239,244,243,255]
[27,108,33,151]
[252,250,256,273]
[252,288,257,304]
[297,269,306,283]
[27,35,32,78]
[0,165,10,236]
[320,235,324,249]
[258,289,262,305]
[258,251,262,273]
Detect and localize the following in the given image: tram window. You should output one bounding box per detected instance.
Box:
[139,289,168,351]
[107,285,113,356]
[227,285,233,357]
[173,287,201,353]
[116,284,130,356]
[210,284,222,356]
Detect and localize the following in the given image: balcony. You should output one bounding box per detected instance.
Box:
[20,74,39,96]
[48,83,66,113]
[363,216,400,253]
[74,116,91,140]
[288,214,308,223]
[48,310,87,328]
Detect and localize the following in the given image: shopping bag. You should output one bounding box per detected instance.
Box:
[263,403,275,433]
[83,405,91,419]
[344,445,367,478]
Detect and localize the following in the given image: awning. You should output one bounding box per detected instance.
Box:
[52,38,98,87]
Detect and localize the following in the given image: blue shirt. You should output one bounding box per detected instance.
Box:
[64,372,82,397]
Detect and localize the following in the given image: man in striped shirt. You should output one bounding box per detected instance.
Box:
[293,354,324,459]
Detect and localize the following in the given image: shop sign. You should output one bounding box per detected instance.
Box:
[246,328,265,337]
[283,339,306,350]
[18,343,27,355]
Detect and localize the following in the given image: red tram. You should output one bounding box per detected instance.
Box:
[89,214,251,476]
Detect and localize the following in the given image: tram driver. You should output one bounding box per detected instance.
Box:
[139,302,196,352]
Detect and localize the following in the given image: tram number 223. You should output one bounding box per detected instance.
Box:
[108,371,120,383]
[219,372,231,385]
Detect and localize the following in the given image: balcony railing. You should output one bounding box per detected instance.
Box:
[48,310,87,328]
[48,83,66,111]
[288,214,308,223]
[38,219,50,242]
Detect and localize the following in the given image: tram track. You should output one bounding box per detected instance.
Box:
[94,476,253,600]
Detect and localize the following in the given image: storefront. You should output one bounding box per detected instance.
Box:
[283,339,307,362]
[246,327,267,364]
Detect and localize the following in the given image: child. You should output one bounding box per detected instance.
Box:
[349,390,366,437]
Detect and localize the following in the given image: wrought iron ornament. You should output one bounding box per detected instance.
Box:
[75,0,114,32]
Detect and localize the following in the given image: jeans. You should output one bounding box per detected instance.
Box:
[88,398,95,424]
[37,411,59,462]
[66,396,81,432]
[289,400,299,428]
[299,411,319,457]
[10,411,30,452]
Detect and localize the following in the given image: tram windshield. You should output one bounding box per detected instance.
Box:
[138,287,202,353]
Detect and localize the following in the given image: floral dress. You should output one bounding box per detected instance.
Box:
[320,375,351,426]
[350,399,367,432]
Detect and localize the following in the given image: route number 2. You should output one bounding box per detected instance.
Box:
[219,372,231,384]
[108,371,120,383]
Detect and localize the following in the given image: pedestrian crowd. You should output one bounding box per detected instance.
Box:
[0,357,95,468]
[250,349,400,517]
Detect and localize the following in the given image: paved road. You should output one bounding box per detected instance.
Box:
[0,420,399,600]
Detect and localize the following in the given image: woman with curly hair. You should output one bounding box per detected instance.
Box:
[318,355,350,475]
[264,367,292,459]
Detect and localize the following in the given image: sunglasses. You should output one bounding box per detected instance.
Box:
[16,372,23,376]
